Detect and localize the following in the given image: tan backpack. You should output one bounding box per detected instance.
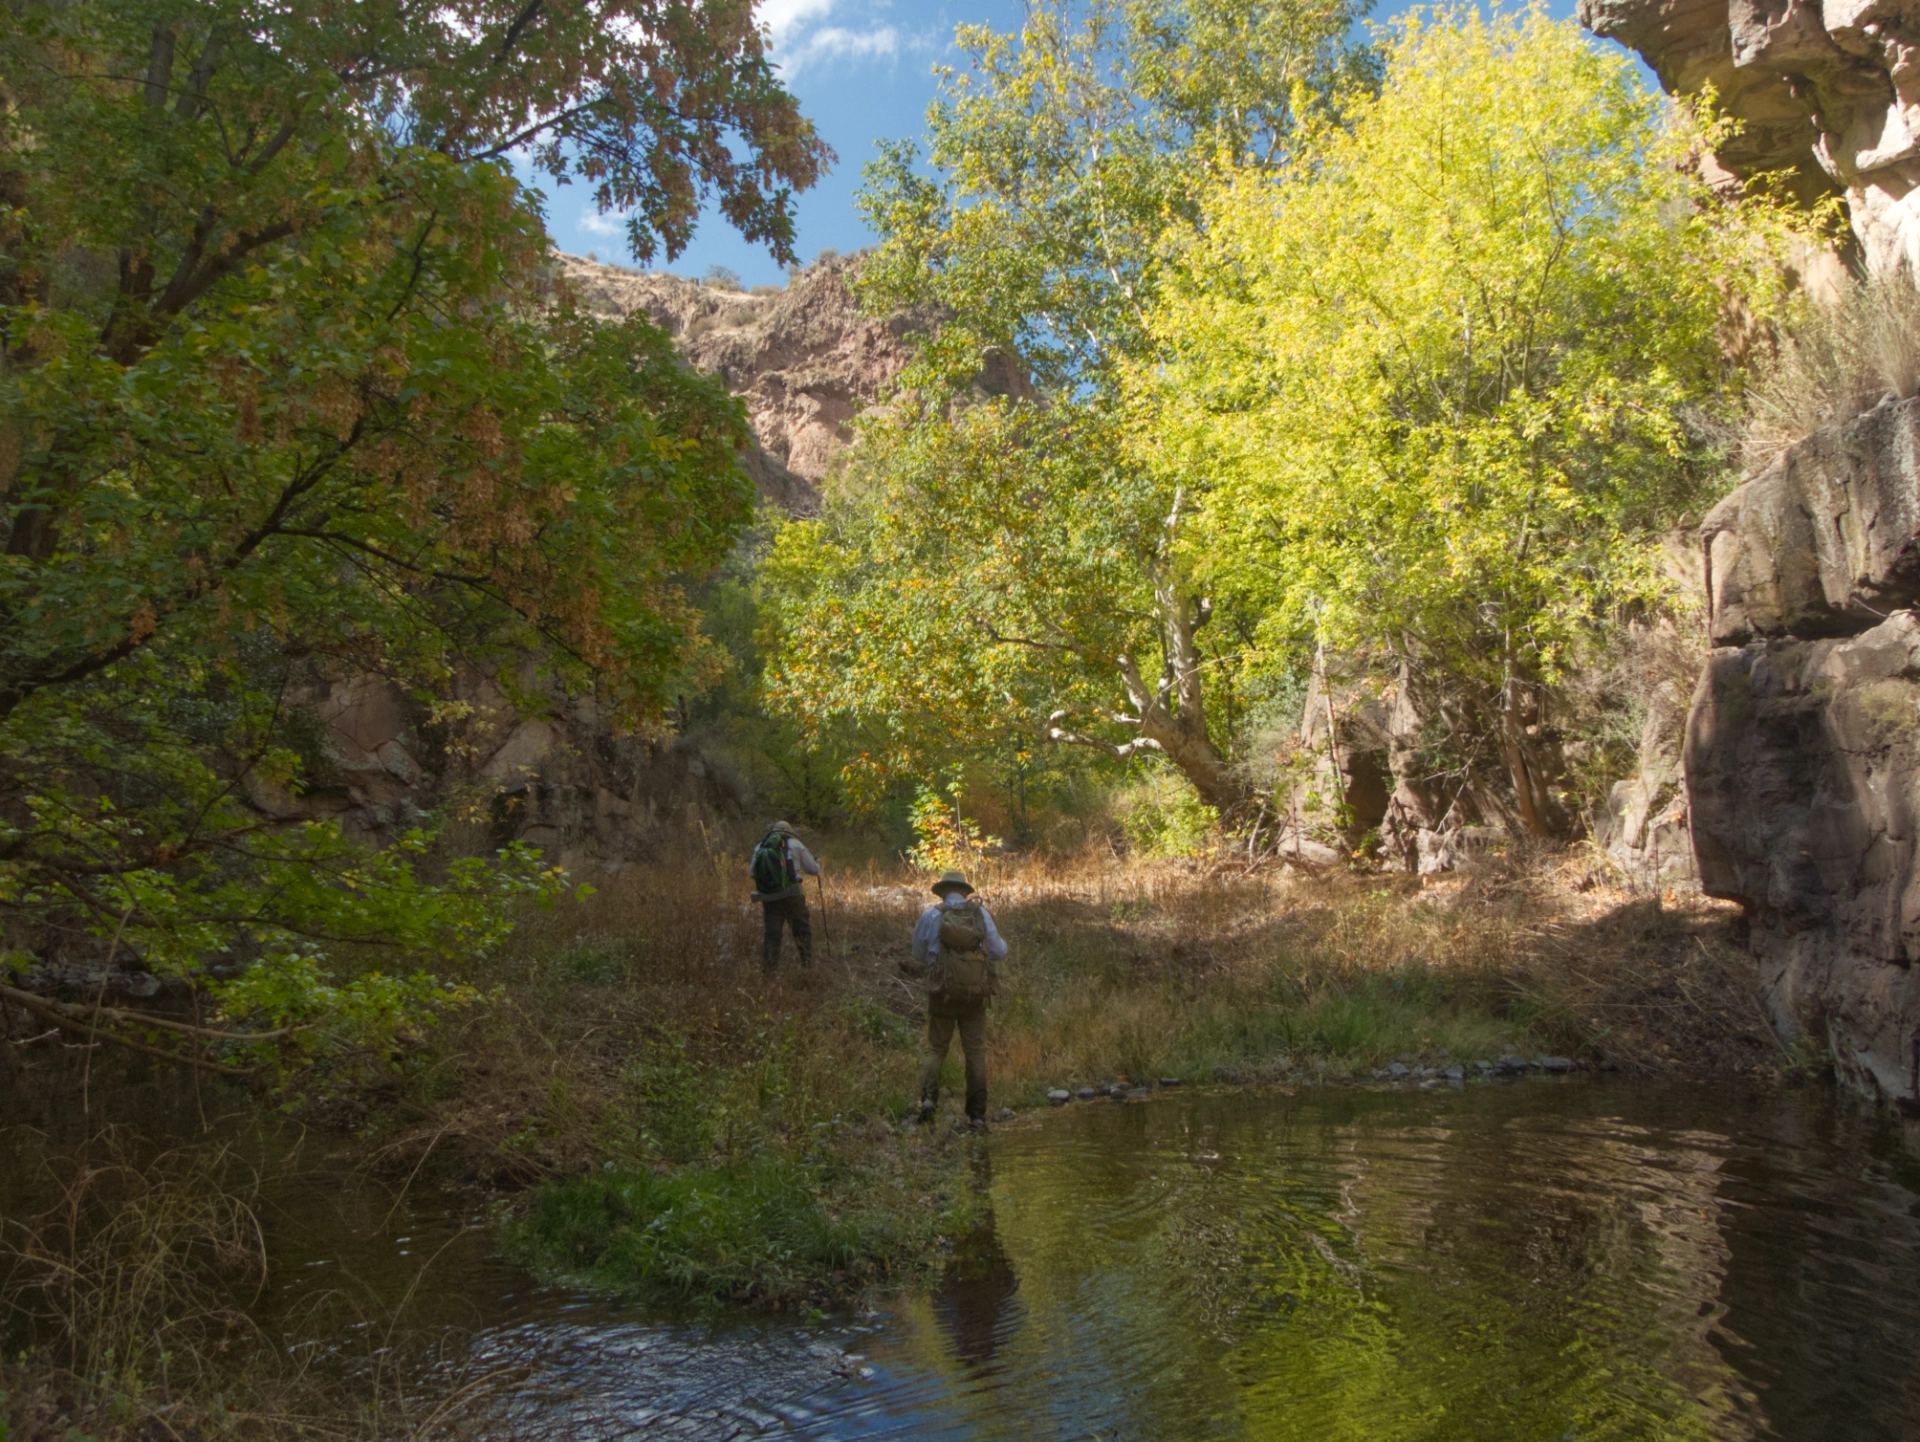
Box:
[931,902,996,1003]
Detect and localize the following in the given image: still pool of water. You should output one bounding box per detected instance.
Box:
[407,1079,1920,1441]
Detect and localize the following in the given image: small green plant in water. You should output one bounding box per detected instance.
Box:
[507,1152,975,1308]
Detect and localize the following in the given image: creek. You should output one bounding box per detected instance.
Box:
[7,1073,1920,1440]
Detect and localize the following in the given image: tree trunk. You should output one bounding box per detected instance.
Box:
[1123,589,1248,820]
[1494,682,1569,839]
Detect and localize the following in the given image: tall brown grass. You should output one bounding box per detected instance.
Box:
[0,1128,528,1441]
[1745,272,1920,468]
[364,837,1780,1189]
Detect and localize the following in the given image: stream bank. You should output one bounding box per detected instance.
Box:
[3,849,1798,1437]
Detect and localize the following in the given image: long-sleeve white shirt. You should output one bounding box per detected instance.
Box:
[912,893,1008,965]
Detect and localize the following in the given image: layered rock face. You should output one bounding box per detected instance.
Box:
[1577,0,1920,275]
[559,254,929,510]
[1686,398,1920,1102]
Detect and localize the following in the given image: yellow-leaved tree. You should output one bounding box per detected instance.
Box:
[1139,8,1805,837]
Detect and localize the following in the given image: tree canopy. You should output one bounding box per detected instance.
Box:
[769,3,1806,841]
[856,0,1377,392]
[767,0,1377,817]
[1140,8,1797,835]
[0,0,826,1073]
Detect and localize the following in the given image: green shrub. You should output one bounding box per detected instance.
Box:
[1115,771,1218,858]
[508,1156,905,1308]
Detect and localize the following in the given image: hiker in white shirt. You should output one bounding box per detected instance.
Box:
[910,870,1006,1128]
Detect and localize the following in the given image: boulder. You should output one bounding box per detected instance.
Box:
[1704,397,1920,644]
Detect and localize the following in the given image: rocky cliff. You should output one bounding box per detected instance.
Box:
[1585,0,1920,1102]
[1577,0,1918,275]
[558,254,928,511]
[1686,398,1920,1102]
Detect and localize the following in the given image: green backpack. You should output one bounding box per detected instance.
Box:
[750,833,796,895]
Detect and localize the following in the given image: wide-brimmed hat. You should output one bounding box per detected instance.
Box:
[767,820,798,837]
[931,870,974,897]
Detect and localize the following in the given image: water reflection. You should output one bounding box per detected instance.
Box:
[831,1083,1920,1441]
[448,1081,1920,1439]
[931,1169,1022,1376]
[11,1065,1916,1439]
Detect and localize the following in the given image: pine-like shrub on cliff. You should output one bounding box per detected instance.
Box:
[0,0,827,1077]
[1138,9,1806,838]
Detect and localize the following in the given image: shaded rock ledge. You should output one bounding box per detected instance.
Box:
[1686,397,1920,1104]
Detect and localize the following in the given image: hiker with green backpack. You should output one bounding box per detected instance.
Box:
[749,820,822,973]
[907,870,1008,1129]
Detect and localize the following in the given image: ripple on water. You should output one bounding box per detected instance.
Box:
[424,1081,1920,1440]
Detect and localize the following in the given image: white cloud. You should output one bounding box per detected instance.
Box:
[758,0,836,43]
[757,0,898,79]
[579,208,630,239]
[794,23,898,66]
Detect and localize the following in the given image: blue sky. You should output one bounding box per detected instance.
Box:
[538,0,1591,288]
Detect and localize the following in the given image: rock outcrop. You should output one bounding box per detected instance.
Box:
[559,254,929,510]
[1684,397,1920,1103]
[1577,0,1920,275]
[1584,0,1920,1101]
[252,669,734,869]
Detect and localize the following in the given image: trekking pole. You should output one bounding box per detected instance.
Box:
[815,872,832,954]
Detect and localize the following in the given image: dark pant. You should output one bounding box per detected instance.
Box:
[921,995,987,1120]
[761,893,811,970]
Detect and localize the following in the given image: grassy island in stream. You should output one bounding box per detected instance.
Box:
[363,838,1786,1311]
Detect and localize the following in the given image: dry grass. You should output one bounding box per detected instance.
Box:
[362,836,1782,1191]
[0,1128,530,1441]
[1745,272,1920,468]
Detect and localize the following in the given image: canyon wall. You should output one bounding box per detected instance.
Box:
[559,254,932,511]
[1581,0,1920,1100]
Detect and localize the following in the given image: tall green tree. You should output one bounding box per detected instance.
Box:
[0,0,827,1070]
[1139,9,1797,836]
[766,0,1374,817]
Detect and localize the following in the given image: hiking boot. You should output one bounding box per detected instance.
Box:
[912,1102,935,1127]
[967,1116,989,1133]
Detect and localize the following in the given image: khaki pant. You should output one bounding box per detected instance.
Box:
[920,994,987,1120]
